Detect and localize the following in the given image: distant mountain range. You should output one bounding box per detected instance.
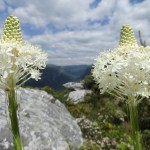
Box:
[24,64,92,90]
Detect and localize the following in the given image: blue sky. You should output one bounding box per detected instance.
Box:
[0,0,149,65]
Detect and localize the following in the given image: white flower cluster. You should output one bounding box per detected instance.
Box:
[92,25,150,103]
[0,16,47,90]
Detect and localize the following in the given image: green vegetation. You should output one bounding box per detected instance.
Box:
[82,74,150,149]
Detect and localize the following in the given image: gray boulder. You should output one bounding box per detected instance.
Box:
[68,90,92,104]
[0,88,83,150]
[63,82,92,104]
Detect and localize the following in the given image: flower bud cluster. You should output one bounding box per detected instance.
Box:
[1,15,22,43]
[119,25,137,47]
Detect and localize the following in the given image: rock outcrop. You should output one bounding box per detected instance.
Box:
[0,88,83,150]
[63,82,91,104]
[63,82,84,91]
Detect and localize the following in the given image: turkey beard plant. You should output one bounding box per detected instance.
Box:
[0,16,47,150]
[92,25,149,150]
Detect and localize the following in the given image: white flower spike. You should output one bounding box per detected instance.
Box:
[0,15,48,90]
[92,24,150,104]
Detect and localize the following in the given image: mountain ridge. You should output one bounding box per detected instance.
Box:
[24,64,92,90]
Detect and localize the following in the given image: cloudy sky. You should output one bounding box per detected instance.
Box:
[0,0,149,65]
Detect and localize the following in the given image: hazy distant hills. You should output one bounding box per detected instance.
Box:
[24,64,92,90]
[62,65,92,79]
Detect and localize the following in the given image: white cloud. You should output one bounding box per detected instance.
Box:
[8,0,93,28]
[2,0,150,65]
[28,27,118,65]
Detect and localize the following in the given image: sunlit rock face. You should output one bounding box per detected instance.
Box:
[0,88,83,150]
[63,82,92,104]
[68,90,92,104]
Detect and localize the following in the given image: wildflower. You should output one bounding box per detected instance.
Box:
[0,15,47,150]
[92,25,150,104]
[0,15,48,90]
[92,25,145,150]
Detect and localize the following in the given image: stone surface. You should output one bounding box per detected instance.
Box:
[0,88,83,150]
[68,90,92,104]
[63,82,84,91]
[63,82,92,104]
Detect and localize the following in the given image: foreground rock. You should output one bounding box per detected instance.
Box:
[63,82,92,104]
[0,88,83,150]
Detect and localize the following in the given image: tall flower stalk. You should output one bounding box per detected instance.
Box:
[128,95,142,150]
[7,80,22,150]
[92,25,149,150]
[0,16,47,150]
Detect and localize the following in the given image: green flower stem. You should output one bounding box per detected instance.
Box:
[6,77,23,150]
[128,97,143,150]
